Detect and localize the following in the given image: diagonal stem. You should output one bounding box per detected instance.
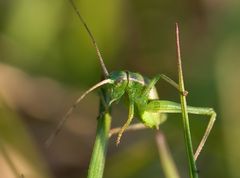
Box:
[156,131,180,178]
[0,138,22,178]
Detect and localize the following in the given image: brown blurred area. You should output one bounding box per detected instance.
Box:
[0,63,99,178]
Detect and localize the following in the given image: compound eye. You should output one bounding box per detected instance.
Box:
[114,78,123,85]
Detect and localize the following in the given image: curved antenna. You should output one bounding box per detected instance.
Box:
[69,0,109,78]
[45,79,113,147]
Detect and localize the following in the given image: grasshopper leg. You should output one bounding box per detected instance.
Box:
[116,100,134,146]
[194,110,216,160]
[142,74,187,99]
[146,100,216,160]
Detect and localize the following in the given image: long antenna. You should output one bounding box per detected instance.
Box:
[45,79,113,147]
[68,0,109,78]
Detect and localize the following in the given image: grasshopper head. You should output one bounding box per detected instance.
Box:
[106,71,128,106]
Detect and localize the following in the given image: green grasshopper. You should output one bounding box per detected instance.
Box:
[46,0,216,162]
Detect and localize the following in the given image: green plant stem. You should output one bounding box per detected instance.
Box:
[156,131,180,178]
[87,91,111,178]
[176,23,198,178]
[179,89,198,178]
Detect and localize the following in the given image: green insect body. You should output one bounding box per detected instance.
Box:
[107,71,165,127]
[46,0,216,163]
[105,71,167,144]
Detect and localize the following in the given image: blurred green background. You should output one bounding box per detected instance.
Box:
[0,0,239,177]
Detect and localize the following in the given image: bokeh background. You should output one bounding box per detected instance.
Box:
[0,0,239,177]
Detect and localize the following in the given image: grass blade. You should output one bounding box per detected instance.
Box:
[87,90,111,178]
[175,23,198,178]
